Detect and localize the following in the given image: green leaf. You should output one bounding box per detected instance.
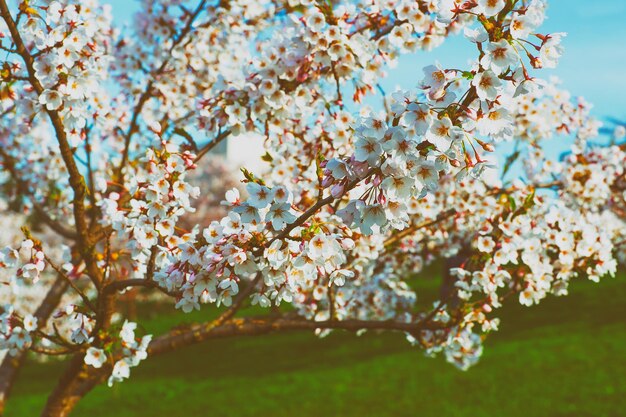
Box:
[507,194,516,211]
[522,189,536,210]
[240,168,265,185]
[501,149,520,179]
[261,152,273,163]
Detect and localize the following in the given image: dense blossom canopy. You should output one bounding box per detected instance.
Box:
[0,0,624,415]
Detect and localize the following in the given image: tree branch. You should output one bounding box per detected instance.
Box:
[102,278,181,298]
[0,276,69,414]
[0,0,102,286]
[261,167,379,254]
[44,255,96,313]
[193,129,232,163]
[115,0,208,181]
[148,315,448,356]
[0,147,78,240]
[384,208,457,248]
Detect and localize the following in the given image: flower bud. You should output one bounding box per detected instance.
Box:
[330,183,346,198]
[377,191,387,205]
[475,139,495,152]
[321,176,334,188]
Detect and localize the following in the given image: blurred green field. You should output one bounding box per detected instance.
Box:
[6,272,626,417]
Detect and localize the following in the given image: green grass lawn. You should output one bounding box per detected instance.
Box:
[7,273,626,417]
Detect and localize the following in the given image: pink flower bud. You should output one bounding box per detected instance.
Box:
[321,176,334,188]
[330,183,346,198]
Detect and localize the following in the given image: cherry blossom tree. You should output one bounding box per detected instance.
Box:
[0,0,623,416]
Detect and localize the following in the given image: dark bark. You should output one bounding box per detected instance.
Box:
[40,292,116,417]
[148,315,448,356]
[39,354,109,417]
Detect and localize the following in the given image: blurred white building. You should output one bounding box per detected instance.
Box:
[225,133,267,174]
[206,131,267,175]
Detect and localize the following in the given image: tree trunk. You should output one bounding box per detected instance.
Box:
[39,354,108,417]
[0,354,26,415]
[0,277,69,414]
[40,292,116,417]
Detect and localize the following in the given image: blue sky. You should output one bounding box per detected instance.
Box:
[545,0,626,119]
[107,0,626,145]
[381,0,626,122]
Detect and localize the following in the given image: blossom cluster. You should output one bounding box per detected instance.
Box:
[558,146,626,212]
[98,141,200,279]
[0,239,50,355]
[21,1,113,144]
[0,210,80,359]
[454,192,617,306]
